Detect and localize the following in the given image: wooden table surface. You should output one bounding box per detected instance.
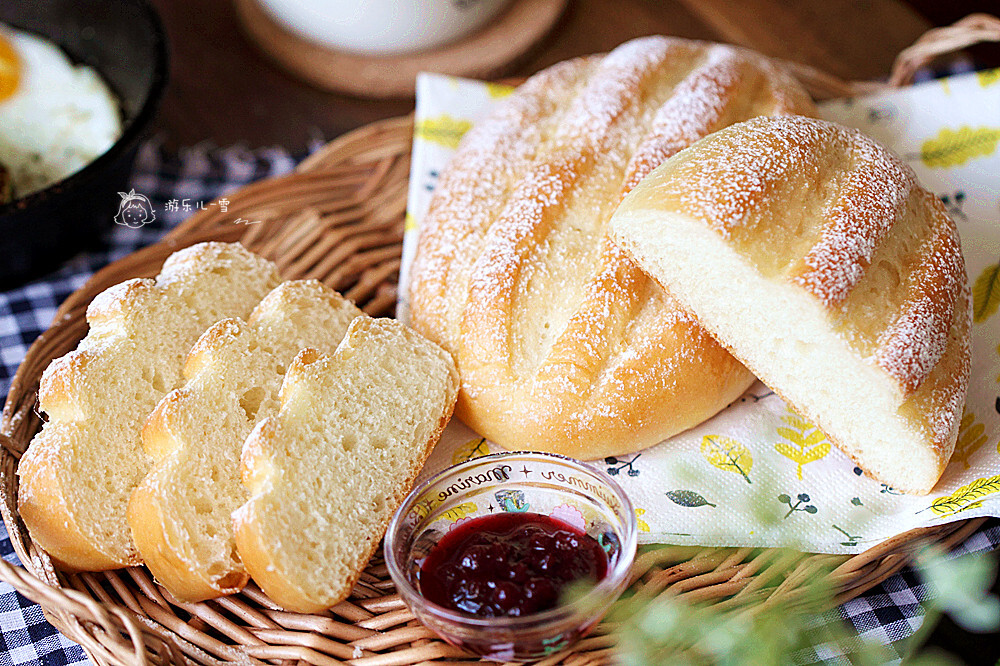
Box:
[147,0,998,152]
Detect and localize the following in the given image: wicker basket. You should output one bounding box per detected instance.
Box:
[1,14,999,666]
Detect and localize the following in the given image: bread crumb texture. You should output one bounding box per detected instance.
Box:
[128,280,362,600]
[234,317,458,612]
[17,242,280,570]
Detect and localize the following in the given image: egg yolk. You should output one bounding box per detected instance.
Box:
[0,32,20,101]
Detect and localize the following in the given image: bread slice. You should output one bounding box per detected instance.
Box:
[609,116,971,495]
[127,280,363,601]
[17,243,281,570]
[234,317,459,613]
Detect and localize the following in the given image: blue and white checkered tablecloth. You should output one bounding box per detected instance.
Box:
[0,139,996,665]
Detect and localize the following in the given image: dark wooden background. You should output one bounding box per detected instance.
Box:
[147,0,1000,152]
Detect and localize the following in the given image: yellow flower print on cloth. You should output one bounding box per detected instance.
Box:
[701,435,753,484]
[451,437,491,465]
[929,475,1000,518]
[773,414,830,480]
[919,126,1000,168]
[972,260,1000,323]
[414,114,472,149]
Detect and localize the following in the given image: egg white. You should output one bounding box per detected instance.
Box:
[0,25,123,198]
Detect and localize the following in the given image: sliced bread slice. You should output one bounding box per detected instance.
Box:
[609,116,971,495]
[234,317,459,613]
[17,242,281,570]
[128,280,363,601]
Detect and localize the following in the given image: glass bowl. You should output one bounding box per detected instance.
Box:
[385,451,637,662]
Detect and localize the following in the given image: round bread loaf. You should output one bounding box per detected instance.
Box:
[407,37,816,459]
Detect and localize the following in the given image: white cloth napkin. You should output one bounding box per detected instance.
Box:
[399,70,1000,554]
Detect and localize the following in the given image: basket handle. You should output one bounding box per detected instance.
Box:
[784,12,1000,99]
[0,557,187,664]
[889,13,1000,87]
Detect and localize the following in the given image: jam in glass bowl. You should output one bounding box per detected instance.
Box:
[384,451,637,662]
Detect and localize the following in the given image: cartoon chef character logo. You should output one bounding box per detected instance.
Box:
[114,189,155,228]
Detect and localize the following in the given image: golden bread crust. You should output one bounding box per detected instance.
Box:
[408,37,815,458]
[17,422,120,572]
[231,490,323,613]
[127,474,249,601]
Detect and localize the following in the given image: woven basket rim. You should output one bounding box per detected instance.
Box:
[1,15,998,665]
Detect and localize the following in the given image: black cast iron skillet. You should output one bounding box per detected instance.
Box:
[0,0,168,288]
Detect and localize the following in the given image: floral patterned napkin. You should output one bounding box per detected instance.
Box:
[399,71,1000,554]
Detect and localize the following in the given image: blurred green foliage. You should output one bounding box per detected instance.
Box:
[613,545,998,665]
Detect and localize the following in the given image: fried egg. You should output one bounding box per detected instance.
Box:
[0,25,122,199]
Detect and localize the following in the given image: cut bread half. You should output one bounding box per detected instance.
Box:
[17,243,281,570]
[234,317,459,613]
[609,116,971,495]
[128,280,363,601]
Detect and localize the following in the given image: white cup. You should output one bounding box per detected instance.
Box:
[257,0,514,56]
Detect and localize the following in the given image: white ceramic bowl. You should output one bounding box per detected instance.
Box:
[257,0,513,56]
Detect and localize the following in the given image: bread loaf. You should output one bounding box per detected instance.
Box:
[407,36,815,459]
[17,242,281,570]
[609,115,971,494]
[234,317,459,613]
[128,280,362,601]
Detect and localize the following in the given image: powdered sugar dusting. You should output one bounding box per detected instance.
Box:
[557,37,674,147]
[673,116,824,234]
[875,199,965,395]
[925,280,972,449]
[900,271,971,456]
[667,115,917,309]
[623,46,745,192]
[465,158,577,350]
[408,58,593,345]
[795,125,915,306]
[877,294,949,395]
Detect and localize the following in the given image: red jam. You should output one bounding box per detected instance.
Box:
[418,512,608,618]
